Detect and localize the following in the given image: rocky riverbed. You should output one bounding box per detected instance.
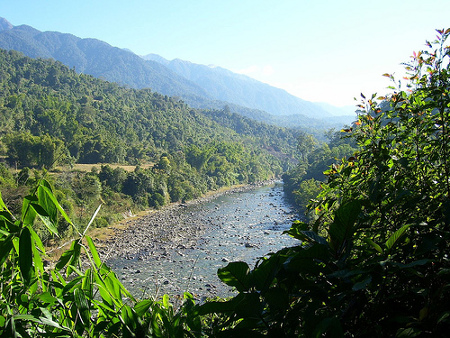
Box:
[99,182,299,302]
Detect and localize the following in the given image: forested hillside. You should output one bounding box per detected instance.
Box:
[0,18,209,100]
[0,18,448,338]
[0,48,299,234]
[0,17,354,131]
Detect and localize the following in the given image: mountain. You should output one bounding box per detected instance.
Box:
[0,17,354,127]
[0,19,210,100]
[315,102,357,116]
[0,48,299,166]
[142,54,333,118]
[0,17,13,31]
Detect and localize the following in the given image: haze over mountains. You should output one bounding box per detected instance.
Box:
[0,17,355,129]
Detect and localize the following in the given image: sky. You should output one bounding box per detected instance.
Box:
[1,0,450,107]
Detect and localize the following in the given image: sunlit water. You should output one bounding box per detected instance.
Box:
[107,182,300,300]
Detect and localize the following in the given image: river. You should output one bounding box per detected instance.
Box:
[106,182,300,301]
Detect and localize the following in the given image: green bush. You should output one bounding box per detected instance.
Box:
[0,179,203,337]
[199,29,450,337]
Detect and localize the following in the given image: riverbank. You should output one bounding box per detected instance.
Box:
[46,181,274,260]
[102,181,298,301]
[47,180,298,301]
[93,180,276,261]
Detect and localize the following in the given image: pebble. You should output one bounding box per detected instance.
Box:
[104,181,299,299]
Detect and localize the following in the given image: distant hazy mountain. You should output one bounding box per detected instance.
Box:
[0,18,210,99]
[315,102,357,116]
[143,54,334,118]
[0,17,354,127]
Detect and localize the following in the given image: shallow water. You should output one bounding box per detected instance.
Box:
[107,182,300,300]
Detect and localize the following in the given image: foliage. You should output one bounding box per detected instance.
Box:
[0,20,350,133]
[200,30,450,336]
[0,47,299,229]
[0,178,204,337]
[0,48,297,171]
[283,130,356,212]
[4,132,69,169]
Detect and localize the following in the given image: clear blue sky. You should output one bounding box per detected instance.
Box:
[1,0,449,107]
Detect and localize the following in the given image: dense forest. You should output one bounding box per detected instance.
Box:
[0,17,354,132]
[1,29,450,337]
[0,48,299,236]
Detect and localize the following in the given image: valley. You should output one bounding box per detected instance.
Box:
[104,182,298,300]
[0,11,447,337]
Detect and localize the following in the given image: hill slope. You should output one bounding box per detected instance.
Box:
[0,18,210,100]
[0,17,346,124]
[143,54,333,118]
[0,48,298,167]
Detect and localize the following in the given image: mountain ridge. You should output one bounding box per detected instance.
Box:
[0,17,355,127]
[142,53,336,118]
[0,19,211,100]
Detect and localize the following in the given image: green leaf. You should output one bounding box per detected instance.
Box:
[328,200,361,252]
[134,299,154,316]
[233,292,262,318]
[38,292,58,305]
[31,203,59,237]
[74,288,90,325]
[264,287,289,311]
[252,254,282,291]
[30,228,45,253]
[66,241,81,276]
[313,317,344,338]
[0,234,14,266]
[19,227,33,284]
[56,248,74,271]
[302,231,328,245]
[0,191,11,214]
[38,316,70,331]
[284,220,309,240]
[121,305,136,328]
[391,259,430,269]
[198,298,238,315]
[217,261,251,292]
[94,274,114,307]
[37,180,58,224]
[32,240,44,276]
[437,311,450,324]
[199,292,262,319]
[85,235,101,268]
[363,237,383,253]
[162,294,170,309]
[385,224,411,251]
[352,275,372,291]
[285,243,330,273]
[396,327,422,337]
[38,184,73,227]
[22,195,37,226]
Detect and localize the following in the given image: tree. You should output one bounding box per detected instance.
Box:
[296,130,317,162]
[200,29,450,337]
[71,172,102,221]
[5,133,69,169]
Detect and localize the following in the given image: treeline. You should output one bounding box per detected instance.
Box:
[282,128,356,214]
[0,49,297,166]
[0,48,299,233]
[1,30,449,337]
[206,29,450,336]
